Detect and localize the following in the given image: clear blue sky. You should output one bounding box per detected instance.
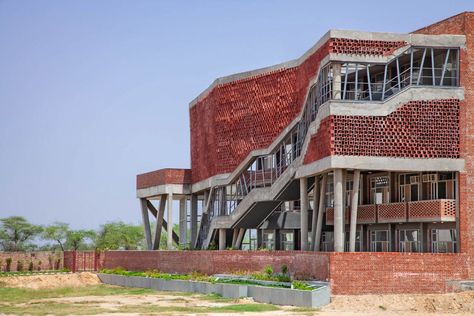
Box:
[0,1,472,229]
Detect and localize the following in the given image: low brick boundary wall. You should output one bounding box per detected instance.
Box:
[0,251,63,272]
[98,250,330,281]
[74,250,473,295]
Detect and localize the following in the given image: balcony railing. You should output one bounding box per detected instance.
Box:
[325,199,456,225]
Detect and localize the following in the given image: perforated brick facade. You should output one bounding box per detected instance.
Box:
[304,99,460,164]
[190,38,409,184]
[136,168,192,190]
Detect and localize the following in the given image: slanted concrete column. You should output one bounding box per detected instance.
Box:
[231,229,239,249]
[167,193,174,249]
[219,187,226,216]
[153,195,166,250]
[300,177,309,251]
[203,190,210,213]
[314,174,327,251]
[179,197,187,249]
[140,198,152,250]
[190,194,198,249]
[332,63,342,100]
[349,170,361,252]
[235,228,245,249]
[219,229,226,250]
[311,176,320,250]
[334,169,344,252]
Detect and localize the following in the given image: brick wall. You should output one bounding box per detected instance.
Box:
[304,99,460,164]
[414,12,474,261]
[90,250,471,295]
[136,168,192,190]
[190,38,408,183]
[329,252,470,294]
[0,251,63,271]
[99,250,330,281]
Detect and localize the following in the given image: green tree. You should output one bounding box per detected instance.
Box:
[66,230,96,251]
[41,222,69,251]
[95,222,144,250]
[0,216,42,251]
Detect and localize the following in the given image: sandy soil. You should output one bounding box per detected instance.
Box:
[2,273,474,315]
[1,272,101,289]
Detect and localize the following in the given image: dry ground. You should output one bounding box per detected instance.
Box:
[1,273,474,315]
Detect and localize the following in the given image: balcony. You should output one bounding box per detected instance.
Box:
[325,199,456,225]
[407,199,456,222]
[377,202,407,223]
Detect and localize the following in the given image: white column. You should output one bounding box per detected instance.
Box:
[300,177,309,251]
[349,170,361,252]
[167,193,174,250]
[334,169,344,252]
[179,197,187,248]
[314,174,327,251]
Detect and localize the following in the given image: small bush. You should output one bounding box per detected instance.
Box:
[16,260,24,272]
[28,261,34,272]
[280,264,288,274]
[292,281,314,291]
[264,265,273,277]
[5,258,12,272]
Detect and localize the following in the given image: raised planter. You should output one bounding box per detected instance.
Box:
[97,273,330,308]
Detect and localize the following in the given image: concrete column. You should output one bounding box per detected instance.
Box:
[203,190,210,213]
[300,177,309,251]
[314,174,327,251]
[219,187,226,216]
[219,229,226,250]
[334,169,344,252]
[179,198,187,248]
[349,170,361,252]
[167,193,174,249]
[140,198,152,250]
[231,229,239,248]
[153,195,167,250]
[311,176,320,250]
[332,63,342,100]
[235,228,245,249]
[190,194,198,249]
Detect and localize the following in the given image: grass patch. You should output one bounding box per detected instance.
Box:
[116,303,279,314]
[0,284,155,303]
[0,302,109,316]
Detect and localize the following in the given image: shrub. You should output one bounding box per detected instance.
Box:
[280,264,288,274]
[16,260,24,272]
[5,258,12,272]
[37,260,42,271]
[292,281,314,291]
[28,261,34,272]
[264,265,273,277]
[0,259,3,272]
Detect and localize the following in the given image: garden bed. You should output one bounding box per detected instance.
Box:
[98,269,330,308]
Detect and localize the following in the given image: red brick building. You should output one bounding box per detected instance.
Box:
[137,13,473,262]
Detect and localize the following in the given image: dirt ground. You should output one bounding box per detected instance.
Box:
[1,273,474,315]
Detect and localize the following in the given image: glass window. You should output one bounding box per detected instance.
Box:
[398,229,420,252]
[241,229,257,250]
[280,231,294,251]
[432,229,457,253]
[262,230,274,250]
[370,230,390,252]
[370,176,389,204]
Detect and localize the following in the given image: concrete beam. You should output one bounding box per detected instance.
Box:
[148,198,165,250]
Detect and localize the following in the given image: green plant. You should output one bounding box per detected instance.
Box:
[280,264,288,274]
[264,265,273,277]
[5,258,12,272]
[16,260,23,272]
[28,261,34,272]
[291,281,314,291]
